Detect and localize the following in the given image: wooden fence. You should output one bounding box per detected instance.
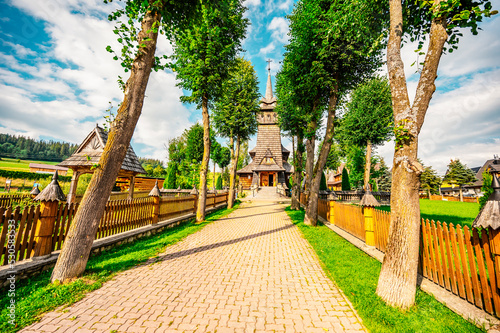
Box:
[422,194,479,203]
[0,192,229,265]
[0,194,32,207]
[320,200,500,317]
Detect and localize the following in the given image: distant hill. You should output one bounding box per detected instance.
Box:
[0,133,78,162]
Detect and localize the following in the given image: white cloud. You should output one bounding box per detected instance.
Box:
[268,17,289,44]
[259,42,276,56]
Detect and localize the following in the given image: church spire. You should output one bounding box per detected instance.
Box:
[265,59,273,101]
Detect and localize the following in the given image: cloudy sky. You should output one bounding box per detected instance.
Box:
[0,0,498,175]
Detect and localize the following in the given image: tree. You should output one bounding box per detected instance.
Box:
[171,1,247,219]
[165,162,177,189]
[479,171,493,210]
[341,167,351,191]
[443,159,477,202]
[278,0,387,226]
[377,0,496,309]
[374,157,391,192]
[212,58,259,208]
[420,164,441,198]
[325,142,342,172]
[338,76,393,189]
[345,146,366,190]
[50,0,219,282]
[51,2,163,283]
[320,172,327,191]
[216,175,223,190]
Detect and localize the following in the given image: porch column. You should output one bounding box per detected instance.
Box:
[67,170,81,204]
[128,175,135,200]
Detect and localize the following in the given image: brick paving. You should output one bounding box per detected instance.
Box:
[21,200,366,333]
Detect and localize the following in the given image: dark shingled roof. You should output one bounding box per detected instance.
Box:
[467,158,500,188]
[473,174,500,229]
[359,190,381,207]
[58,125,145,175]
[34,171,66,202]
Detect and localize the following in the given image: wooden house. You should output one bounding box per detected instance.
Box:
[58,125,146,203]
[29,163,69,176]
[236,66,293,188]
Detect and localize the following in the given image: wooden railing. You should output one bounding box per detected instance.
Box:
[0,192,229,265]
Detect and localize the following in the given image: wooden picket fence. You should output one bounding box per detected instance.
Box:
[325,201,500,317]
[318,198,328,221]
[0,194,32,208]
[0,192,229,265]
[333,202,366,242]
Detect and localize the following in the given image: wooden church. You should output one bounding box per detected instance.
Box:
[237,65,293,188]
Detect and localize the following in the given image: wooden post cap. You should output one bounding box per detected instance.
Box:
[34,171,66,202]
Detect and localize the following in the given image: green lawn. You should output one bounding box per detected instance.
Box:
[377,199,479,228]
[0,157,60,172]
[286,207,484,333]
[0,202,240,333]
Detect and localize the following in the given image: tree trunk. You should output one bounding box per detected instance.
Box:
[459,187,463,202]
[196,94,210,222]
[213,160,216,189]
[291,136,300,210]
[51,9,161,283]
[363,140,372,190]
[228,135,240,208]
[377,0,447,309]
[305,87,338,226]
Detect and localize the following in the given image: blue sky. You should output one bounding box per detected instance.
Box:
[0,0,499,174]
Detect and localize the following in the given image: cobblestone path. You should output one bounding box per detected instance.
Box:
[22,200,366,333]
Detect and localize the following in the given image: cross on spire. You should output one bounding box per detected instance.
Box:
[266,59,272,72]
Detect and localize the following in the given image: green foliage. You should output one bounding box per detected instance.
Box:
[216,175,223,190]
[443,159,477,188]
[420,164,442,196]
[346,146,365,190]
[212,57,260,143]
[479,171,493,210]
[322,141,341,171]
[401,0,497,55]
[0,169,71,182]
[373,157,391,192]
[320,172,327,191]
[0,133,77,162]
[0,202,240,333]
[285,207,483,333]
[165,162,178,189]
[341,167,351,191]
[185,123,205,164]
[338,76,393,148]
[393,119,412,151]
[171,1,248,110]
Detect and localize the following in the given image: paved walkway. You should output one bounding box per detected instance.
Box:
[22,201,366,333]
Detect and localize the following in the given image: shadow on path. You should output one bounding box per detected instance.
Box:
[156,224,295,263]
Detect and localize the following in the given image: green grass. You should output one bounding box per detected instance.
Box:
[286,207,485,333]
[0,202,240,332]
[0,158,60,172]
[376,199,479,228]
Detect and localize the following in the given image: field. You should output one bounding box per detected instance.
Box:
[0,157,72,193]
[0,157,61,171]
[377,199,480,227]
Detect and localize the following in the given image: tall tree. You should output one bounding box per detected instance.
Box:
[443,159,476,202]
[420,164,442,198]
[341,167,351,191]
[479,171,493,210]
[278,0,387,226]
[338,76,393,190]
[171,1,247,220]
[212,58,259,208]
[377,0,496,309]
[51,1,164,282]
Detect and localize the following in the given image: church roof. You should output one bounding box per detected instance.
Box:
[58,125,145,175]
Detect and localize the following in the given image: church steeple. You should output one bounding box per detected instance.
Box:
[265,59,273,101]
[260,59,277,107]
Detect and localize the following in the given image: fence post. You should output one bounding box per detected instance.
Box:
[363,207,375,247]
[359,189,380,247]
[190,186,198,214]
[32,171,66,259]
[148,180,161,225]
[329,201,335,225]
